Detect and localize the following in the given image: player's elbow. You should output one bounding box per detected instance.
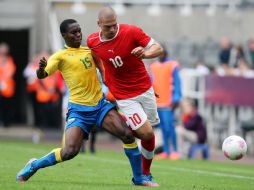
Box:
[157,44,164,56]
[152,42,163,57]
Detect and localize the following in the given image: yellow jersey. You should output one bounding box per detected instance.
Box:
[45,46,102,106]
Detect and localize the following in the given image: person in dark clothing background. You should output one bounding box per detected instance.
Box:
[176,98,207,158]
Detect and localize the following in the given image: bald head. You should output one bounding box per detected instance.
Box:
[97,6,118,40]
[98,6,116,21]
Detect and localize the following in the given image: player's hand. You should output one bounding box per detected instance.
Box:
[131,47,145,59]
[39,57,47,70]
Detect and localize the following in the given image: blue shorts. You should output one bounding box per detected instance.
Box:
[66,96,116,139]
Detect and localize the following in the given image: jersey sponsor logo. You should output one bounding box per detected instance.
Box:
[68,53,74,56]
[80,56,92,69]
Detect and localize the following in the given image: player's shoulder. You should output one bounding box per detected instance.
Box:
[86,32,100,47]
[80,46,91,52]
[87,32,99,40]
[120,24,143,37]
[120,24,140,31]
[50,49,65,58]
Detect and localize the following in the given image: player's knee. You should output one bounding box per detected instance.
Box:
[122,130,135,144]
[140,128,154,141]
[62,145,80,160]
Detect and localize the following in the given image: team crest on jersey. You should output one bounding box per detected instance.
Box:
[80,56,92,69]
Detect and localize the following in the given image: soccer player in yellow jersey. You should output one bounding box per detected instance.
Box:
[16,19,156,186]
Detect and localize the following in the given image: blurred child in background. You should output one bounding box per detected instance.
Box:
[176,98,207,158]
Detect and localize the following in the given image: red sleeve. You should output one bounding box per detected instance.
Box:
[86,35,91,48]
[86,33,96,48]
[131,25,151,48]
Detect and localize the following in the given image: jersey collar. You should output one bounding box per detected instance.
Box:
[99,24,120,42]
[64,44,82,49]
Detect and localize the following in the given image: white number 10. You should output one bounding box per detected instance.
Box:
[109,56,123,68]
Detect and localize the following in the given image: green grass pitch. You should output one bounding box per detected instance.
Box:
[0,140,253,190]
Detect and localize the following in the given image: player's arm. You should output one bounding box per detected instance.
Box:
[131,41,163,59]
[143,41,163,59]
[131,25,163,59]
[92,52,106,83]
[37,52,60,79]
[36,57,48,79]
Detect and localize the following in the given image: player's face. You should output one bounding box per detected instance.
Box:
[98,16,118,39]
[64,23,82,48]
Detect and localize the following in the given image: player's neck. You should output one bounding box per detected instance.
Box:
[100,33,113,41]
[99,24,119,42]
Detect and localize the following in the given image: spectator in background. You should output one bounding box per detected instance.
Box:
[176,98,207,158]
[150,48,182,160]
[233,45,245,68]
[23,52,50,127]
[219,37,233,66]
[217,39,246,76]
[247,38,254,68]
[24,52,65,129]
[217,37,234,76]
[36,70,64,128]
[233,58,254,78]
[0,42,16,127]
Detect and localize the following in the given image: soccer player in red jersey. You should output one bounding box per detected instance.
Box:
[87,6,163,185]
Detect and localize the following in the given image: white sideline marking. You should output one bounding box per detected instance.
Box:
[4,144,254,181]
[84,156,254,181]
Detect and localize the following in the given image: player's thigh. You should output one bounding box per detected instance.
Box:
[64,126,84,149]
[116,99,147,131]
[101,109,132,139]
[140,87,160,126]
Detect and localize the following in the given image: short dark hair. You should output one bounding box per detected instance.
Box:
[60,19,77,34]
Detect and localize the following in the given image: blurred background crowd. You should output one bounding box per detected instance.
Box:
[1,0,254,159]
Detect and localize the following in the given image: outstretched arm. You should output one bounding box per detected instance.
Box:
[131,41,163,59]
[36,57,48,79]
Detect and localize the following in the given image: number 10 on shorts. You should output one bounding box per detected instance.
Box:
[129,113,142,127]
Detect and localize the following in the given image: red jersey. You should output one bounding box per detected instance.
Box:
[87,24,153,100]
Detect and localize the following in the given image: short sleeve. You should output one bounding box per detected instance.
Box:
[86,34,93,48]
[86,37,91,48]
[131,25,153,48]
[45,52,61,76]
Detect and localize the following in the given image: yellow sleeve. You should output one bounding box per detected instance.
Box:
[45,51,62,76]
